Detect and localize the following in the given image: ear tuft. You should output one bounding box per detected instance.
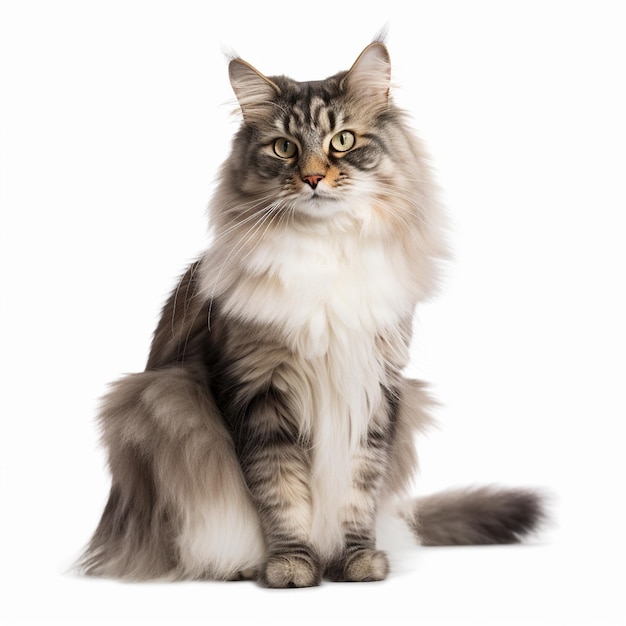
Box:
[228,59,280,124]
[344,42,391,107]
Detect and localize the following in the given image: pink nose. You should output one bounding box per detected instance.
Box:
[302,174,324,189]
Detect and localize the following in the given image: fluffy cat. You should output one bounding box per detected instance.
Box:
[79,39,544,587]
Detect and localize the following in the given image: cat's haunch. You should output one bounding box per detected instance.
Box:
[79,40,544,587]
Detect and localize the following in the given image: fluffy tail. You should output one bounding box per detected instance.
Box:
[404,486,545,546]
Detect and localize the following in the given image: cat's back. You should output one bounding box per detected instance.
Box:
[146,260,209,370]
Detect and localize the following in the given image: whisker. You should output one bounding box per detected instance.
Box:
[208,192,292,246]
[206,199,289,328]
[169,260,201,342]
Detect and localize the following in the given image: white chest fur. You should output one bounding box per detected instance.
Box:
[224,227,413,352]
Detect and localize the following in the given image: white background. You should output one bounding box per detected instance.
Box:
[1,1,625,624]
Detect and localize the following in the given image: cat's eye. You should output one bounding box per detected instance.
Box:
[330,131,356,152]
[273,138,298,159]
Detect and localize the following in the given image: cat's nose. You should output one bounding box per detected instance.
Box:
[302,174,324,190]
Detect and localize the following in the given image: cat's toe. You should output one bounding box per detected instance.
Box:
[340,549,390,582]
[262,553,321,588]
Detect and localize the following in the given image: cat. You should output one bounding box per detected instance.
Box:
[79,39,544,587]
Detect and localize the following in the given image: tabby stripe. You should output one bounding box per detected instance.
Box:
[327,109,336,131]
[310,101,325,128]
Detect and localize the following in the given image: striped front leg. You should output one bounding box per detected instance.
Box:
[236,387,321,588]
[324,411,392,582]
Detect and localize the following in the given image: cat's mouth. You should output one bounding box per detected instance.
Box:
[290,181,351,217]
[302,184,342,202]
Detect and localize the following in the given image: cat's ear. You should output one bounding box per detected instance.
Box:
[343,42,391,106]
[229,59,280,124]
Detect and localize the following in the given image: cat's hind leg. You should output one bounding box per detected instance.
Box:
[79,366,265,580]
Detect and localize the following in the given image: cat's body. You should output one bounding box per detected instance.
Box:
[80,41,543,587]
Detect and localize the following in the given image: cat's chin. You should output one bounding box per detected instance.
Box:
[295,195,349,220]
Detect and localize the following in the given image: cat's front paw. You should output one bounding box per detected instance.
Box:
[326,548,390,582]
[262,553,321,588]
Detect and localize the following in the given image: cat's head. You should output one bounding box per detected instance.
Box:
[224,42,407,224]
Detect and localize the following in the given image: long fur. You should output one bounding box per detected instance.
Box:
[79,40,544,586]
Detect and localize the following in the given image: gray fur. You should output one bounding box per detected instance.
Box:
[407,487,545,546]
[79,40,544,586]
